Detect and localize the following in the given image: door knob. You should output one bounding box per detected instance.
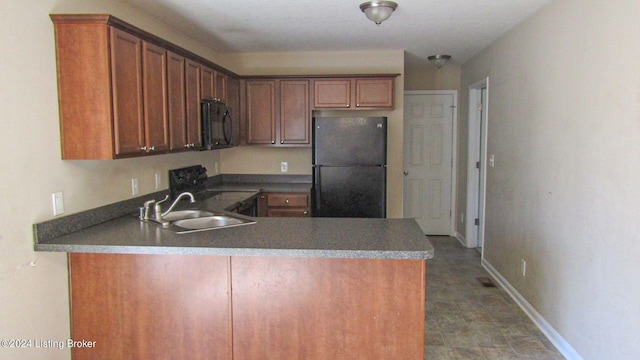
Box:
[403,171,409,176]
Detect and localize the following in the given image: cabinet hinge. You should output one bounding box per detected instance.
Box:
[474,218,480,226]
[476,161,480,169]
[477,103,483,111]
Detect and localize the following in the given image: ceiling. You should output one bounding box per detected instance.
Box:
[124,0,551,68]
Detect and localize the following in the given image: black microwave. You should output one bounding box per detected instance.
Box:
[201,99,233,150]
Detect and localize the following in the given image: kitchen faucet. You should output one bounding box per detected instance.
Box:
[140,192,196,224]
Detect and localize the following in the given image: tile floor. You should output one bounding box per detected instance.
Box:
[424,236,564,360]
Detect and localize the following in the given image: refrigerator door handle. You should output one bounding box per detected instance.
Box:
[314,166,322,211]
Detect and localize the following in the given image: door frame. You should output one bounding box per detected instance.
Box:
[403,90,458,236]
[465,78,489,249]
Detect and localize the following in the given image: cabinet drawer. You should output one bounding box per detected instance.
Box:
[266,193,309,207]
[267,209,310,217]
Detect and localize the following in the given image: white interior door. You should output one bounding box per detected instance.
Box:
[403,92,455,235]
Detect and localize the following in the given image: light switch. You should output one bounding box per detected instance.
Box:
[52,192,64,216]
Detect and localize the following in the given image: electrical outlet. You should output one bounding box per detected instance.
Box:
[131,178,139,196]
[52,192,64,216]
[155,173,161,190]
[522,259,527,277]
[281,162,288,173]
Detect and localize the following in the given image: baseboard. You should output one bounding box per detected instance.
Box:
[481,259,584,360]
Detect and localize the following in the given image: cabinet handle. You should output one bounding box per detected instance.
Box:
[303,211,308,215]
[141,146,147,151]
[280,140,284,144]
[271,140,275,144]
[346,104,350,108]
[285,199,290,204]
[149,146,155,151]
[356,103,360,107]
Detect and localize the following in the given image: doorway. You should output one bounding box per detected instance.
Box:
[402,91,457,236]
[466,78,489,250]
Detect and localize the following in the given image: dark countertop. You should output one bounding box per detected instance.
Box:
[35,216,433,259]
[33,175,434,260]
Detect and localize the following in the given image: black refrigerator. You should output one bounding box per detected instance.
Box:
[312,117,387,218]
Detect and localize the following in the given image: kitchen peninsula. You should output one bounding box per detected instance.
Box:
[34,186,434,360]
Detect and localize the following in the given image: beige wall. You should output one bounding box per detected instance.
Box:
[0,1,235,359]
[460,0,640,358]
[404,60,461,92]
[220,50,405,218]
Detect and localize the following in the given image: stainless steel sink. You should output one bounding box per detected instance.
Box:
[161,210,256,234]
[161,210,215,222]
[173,216,248,229]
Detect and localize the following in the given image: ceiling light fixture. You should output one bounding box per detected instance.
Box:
[360,1,398,25]
[428,55,452,69]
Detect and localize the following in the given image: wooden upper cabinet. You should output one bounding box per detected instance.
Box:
[167,51,187,151]
[313,79,352,108]
[111,27,146,157]
[142,41,170,153]
[245,79,310,146]
[201,66,215,101]
[215,71,228,102]
[355,78,394,108]
[185,59,202,149]
[280,80,310,145]
[313,77,395,109]
[246,80,277,145]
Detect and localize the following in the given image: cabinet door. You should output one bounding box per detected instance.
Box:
[246,80,276,145]
[201,65,215,100]
[185,60,202,149]
[142,41,170,153]
[110,28,145,156]
[313,79,351,108]
[167,51,187,151]
[215,71,227,102]
[355,78,394,108]
[280,80,310,145]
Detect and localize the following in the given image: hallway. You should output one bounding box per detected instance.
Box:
[425,237,564,359]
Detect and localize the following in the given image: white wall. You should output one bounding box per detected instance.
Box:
[0,1,228,359]
[460,0,640,358]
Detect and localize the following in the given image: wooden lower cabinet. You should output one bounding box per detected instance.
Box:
[68,254,425,360]
[258,192,311,217]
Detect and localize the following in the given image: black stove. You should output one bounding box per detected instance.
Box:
[168,165,209,200]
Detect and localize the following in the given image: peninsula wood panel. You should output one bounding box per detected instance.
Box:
[231,257,426,359]
[68,253,232,360]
